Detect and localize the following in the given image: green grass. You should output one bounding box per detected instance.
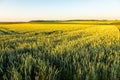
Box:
[0,21,120,80]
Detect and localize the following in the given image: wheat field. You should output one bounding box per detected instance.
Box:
[0,21,120,80]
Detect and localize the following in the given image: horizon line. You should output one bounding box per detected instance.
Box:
[0,19,120,23]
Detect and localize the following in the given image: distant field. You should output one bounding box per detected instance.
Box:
[0,21,120,80]
[116,26,120,31]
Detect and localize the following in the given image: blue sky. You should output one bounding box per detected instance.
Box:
[0,0,120,22]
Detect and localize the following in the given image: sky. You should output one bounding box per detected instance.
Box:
[0,0,120,22]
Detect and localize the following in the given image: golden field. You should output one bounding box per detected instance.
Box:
[0,21,120,80]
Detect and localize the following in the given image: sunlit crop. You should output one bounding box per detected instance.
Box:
[0,21,120,80]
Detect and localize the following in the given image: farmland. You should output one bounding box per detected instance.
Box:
[0,21,120,80]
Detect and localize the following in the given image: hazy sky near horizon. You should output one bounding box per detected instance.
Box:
[0,0,120,22]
